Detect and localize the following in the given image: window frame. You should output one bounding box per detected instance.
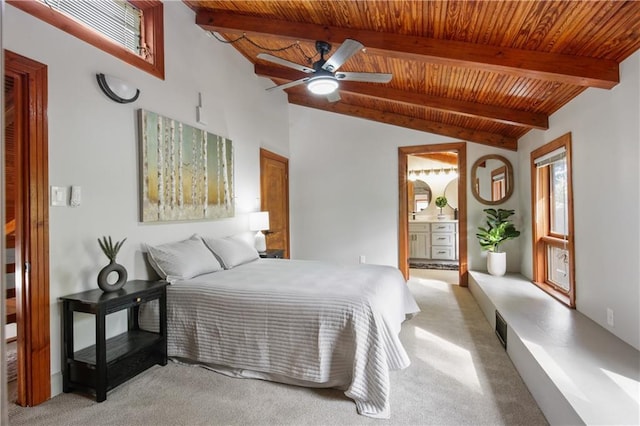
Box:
[8,0,164,80]
[530,132,576,307]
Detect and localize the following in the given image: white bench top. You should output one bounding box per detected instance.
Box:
[469,271,639,425]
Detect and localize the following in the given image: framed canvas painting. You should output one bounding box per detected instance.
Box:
[138,109,234,222]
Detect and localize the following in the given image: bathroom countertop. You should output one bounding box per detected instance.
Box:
[409,218,458,223]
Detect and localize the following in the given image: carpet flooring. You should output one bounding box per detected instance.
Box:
[6,341,17,383]
[8,278,547,425]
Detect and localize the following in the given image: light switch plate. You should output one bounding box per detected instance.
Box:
[50,186,67,207]
[70,185,81,207]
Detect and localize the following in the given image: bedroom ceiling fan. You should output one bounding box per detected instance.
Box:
[257,39,392,102]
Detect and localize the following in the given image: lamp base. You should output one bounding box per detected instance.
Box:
[254,231,266,252]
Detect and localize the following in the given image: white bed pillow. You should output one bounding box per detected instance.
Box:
[202,235,259,269]
[146,235,223,282]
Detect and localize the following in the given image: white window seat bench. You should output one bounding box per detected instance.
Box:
[469,271,639,425]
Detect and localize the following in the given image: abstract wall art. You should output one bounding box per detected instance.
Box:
[138,109,234,222]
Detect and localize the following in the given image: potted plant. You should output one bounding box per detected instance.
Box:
[435,195,448,219]
[97,236,128,292]
[476,208,520,276]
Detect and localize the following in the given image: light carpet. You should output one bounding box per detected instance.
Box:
[7,341,17,383]
[8,278,547,425]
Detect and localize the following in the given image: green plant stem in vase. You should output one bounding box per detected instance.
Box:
[97,236,128,292]
[475,208,520,253]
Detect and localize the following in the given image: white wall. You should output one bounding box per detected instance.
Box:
[5,1,290,395]
[289,52,639,350]
[288,106,518,270]
[517,50,640,350]
[467,144,521,272]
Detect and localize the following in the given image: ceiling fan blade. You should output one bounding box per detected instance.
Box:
[265,77,310,91]
[326,91,341,103]
[257,53,315,74]
[336,72,393,83]
[322,39,364,72]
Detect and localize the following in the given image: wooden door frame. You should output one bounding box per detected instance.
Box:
[5,50,50,406]
[398,142,468,286]
[260,148,290,258]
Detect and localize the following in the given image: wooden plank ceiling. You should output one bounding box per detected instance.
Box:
[185,1,640,150]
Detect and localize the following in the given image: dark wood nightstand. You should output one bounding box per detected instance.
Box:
[60,280,168,402]
[259,249,284,258]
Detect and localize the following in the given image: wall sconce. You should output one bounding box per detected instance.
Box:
[96,73,140,103]
[249,211,270,253]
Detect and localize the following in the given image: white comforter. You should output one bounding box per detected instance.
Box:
[139,258,419,418]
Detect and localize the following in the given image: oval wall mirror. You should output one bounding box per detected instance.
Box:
[444,178,458,209]
[471,155,514,205]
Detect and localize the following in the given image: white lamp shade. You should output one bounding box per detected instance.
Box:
[249,211,270,231]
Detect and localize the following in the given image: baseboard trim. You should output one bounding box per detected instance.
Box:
[51,371,63,398]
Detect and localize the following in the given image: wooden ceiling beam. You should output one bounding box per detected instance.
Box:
[287,94,517,150]
[255,63,548,130]
[197,9,619,89]
[413,153,459,165]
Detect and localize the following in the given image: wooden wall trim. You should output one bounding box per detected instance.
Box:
[398,142,467,286]
[5,49,50,406]
[530,133,575,307]
[7,0,164,79]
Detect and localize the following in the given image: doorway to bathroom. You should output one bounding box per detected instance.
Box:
[398,143,467,286]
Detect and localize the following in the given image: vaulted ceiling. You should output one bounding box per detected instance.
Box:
[185,1,640,150]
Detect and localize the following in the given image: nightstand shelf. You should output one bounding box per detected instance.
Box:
[73,329,162,365]
[60,280,168,402]
[259,249,284,258]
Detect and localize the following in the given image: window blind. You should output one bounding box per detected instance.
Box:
[534,147,566,167]
[41,0,141,54]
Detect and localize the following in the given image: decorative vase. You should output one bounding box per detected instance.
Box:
[97,260,128,292]
[487,251,507,276]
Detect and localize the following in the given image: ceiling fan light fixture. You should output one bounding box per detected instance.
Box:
[307,77,339,95]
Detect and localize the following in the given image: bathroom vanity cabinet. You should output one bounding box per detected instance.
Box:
[409,220,458,261]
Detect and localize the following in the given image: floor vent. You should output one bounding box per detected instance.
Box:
[495,310,507,349]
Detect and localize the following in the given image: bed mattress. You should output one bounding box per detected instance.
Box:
[139,258,419,418]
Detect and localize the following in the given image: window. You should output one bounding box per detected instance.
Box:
[531,133,575,307]
[8,0,164,79]
[43,0,142,54]
[491,166,506,201]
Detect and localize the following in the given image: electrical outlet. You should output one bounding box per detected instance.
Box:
[359,255,366,264]
[606,308,614,327]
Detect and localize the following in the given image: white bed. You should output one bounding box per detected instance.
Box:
[139,236,419,418]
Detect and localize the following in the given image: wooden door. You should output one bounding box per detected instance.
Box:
[5,50,50,406]
[260,149,289,258]
[5,74,17,325]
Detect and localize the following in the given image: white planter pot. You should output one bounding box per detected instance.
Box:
[487,252,507,276]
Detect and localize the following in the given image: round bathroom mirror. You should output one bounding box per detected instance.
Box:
[471,155,514,205]
[444,178,458,209]
[410,179,432,212]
